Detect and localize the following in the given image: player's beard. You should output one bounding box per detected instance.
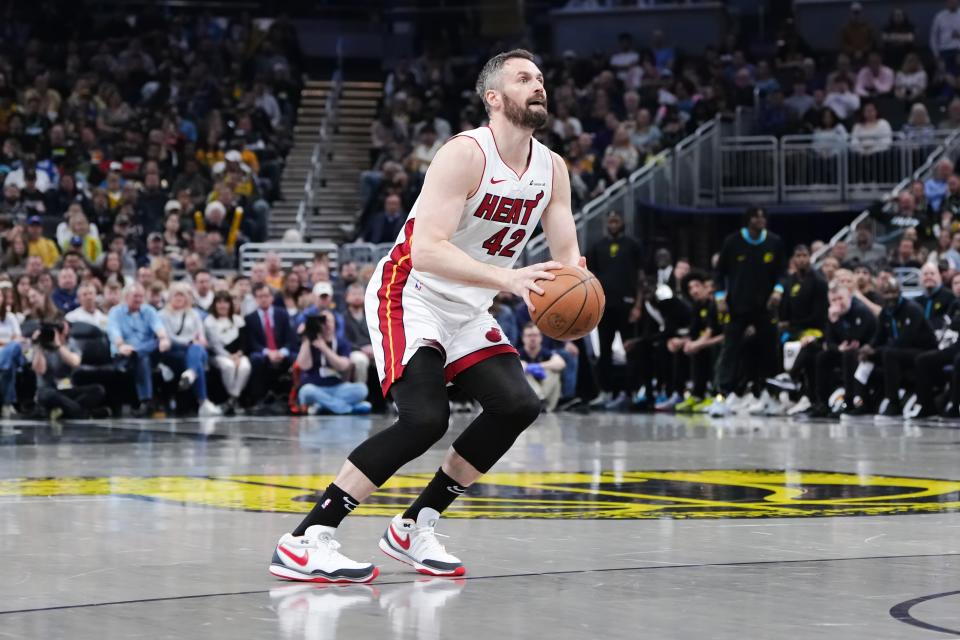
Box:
[502,93,548,130]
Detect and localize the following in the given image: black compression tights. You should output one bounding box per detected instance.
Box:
[347,348,542,487]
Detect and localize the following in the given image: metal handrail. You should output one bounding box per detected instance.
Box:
[810,128,960,264]
[525,119,717,261]
[295,39,343,240]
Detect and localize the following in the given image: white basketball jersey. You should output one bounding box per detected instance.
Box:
[384,126,554,311]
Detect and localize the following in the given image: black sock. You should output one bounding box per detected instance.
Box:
[402,468,467,521]
[292,483,359,536]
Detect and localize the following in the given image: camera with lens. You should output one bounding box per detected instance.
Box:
[37,322,61,350]
[303,314,326,341]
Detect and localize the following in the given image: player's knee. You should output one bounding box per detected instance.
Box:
[401,398,450,443]
[498,384,541,430]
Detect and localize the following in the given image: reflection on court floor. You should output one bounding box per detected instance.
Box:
[1,413,959,639]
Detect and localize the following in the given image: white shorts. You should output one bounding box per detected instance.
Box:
[365,255,516,397]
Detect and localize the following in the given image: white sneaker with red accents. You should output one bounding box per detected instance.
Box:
[269,525,379,583]
[378,508,465,576]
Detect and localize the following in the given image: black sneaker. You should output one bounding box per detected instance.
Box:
[874,401,902,421]
[809,403,831,418]
[557,397,583,412]
[131,403,152,418]
[845,404,870,416]
[939,402,960,420]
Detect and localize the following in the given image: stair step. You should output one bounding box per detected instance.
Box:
[313,201,359,207]
[306,80,382,88]
[270,77,382,240]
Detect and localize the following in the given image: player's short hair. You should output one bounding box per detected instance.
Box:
[476,48,536,115]
[743,205,765,225]
[684,270,708,288]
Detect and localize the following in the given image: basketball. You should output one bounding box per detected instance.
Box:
[530,265,605,341]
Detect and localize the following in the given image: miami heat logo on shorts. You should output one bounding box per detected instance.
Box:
[485,328,502,342]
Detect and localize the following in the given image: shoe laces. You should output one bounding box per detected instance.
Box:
[414,525,449,555]
[307,532,343,556]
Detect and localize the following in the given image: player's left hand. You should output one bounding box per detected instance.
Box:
[510,261,563,312]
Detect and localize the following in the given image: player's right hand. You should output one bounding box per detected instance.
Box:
[509,261,563,311]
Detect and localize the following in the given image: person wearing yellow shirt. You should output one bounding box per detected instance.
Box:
[57,211,102,265]
[25,216,60,268]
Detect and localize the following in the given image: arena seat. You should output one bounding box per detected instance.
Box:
[238,242,339,275]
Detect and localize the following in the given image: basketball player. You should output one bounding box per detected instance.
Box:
[269,49,584,583]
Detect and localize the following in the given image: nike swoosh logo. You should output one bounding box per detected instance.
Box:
[279,544,309,567]
[490,177,507,184]
[390,524,411,550]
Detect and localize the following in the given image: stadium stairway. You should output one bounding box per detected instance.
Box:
[270,79,382,242]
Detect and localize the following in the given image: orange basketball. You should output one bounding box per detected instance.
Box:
[529,265,605,341]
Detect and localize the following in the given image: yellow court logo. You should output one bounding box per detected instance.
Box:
[3,470,960,519]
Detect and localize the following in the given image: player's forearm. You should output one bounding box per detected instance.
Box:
[551,244,582,267]
[413,240,511,291]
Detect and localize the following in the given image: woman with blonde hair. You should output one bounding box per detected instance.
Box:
[894,52,928,101]
[159,282,221,416]
[903,102,936,145]
[149,256,173,285]
[57,208,101,260]
[204,291,250,413]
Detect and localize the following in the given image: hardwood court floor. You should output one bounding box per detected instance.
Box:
[1,411,958,639]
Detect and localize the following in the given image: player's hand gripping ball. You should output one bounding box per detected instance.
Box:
[530,265,605,340]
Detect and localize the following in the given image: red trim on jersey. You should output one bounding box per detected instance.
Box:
[485,125,533,180]
[443,344,519,383]
[548,149,555,195]
[449,134,486,199]
[377,220,415,397]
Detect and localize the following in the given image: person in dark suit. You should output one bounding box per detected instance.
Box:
[245,282,294,407]
[362,193,406,244]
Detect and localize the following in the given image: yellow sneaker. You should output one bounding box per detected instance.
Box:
[692,396,715,413]
[674,396,700,413]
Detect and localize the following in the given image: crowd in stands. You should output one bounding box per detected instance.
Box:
[753,1,960,149]
[0,11,308,419]
[361,27,739,223]
[343,2,960,419]
[10,3,960,422]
